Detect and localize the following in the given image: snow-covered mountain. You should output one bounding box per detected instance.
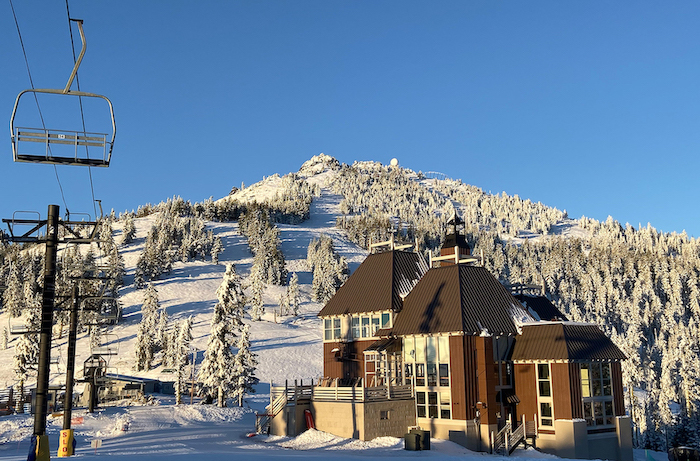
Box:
[1,153,699,451]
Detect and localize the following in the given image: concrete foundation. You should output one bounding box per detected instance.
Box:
[310,398,416,440]
[416,417,481,451]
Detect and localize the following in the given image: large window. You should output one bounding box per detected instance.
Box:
[348,312,392,340]
[404,335,452,418]
[416,391,451,419]
[323,318,342,340]
[537,363,553,427]
[581,363,614,426]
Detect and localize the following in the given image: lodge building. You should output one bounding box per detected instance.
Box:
[266,216,633,461]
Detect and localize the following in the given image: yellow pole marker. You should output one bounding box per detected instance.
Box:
[33,434,51,461]
[57,429,75,457]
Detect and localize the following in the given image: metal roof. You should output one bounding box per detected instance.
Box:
[514,294,568,321]
[318,250,428,317]
[511,323,627,362]
[391,264,524,336]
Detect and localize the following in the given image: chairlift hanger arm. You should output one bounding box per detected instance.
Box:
[65,19,85,94]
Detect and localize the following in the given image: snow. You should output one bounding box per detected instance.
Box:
[0,157,675,460]
[0,398,666,460]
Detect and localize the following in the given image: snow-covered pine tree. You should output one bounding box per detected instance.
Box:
[215,264,246,330]
[3,263,24,317]
[13,308,40,413]
[197,264,247,406]
[211,236,223,265]
[307,235,348,303]
[232,324,258,407]
[134,283,160,371]
[198,302,236,407]
[120,213,136,246]
[249,266,265,322]
[278,292,289,316]
[288,272,300,316]
[1,327,7,350]
[156,309,169,351]
[175,316,193,405]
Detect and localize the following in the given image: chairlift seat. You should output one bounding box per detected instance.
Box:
[11,89,115,168]
[91,346,117,356]
[9,324,37,335]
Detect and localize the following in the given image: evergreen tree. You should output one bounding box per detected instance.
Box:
[175,317,193,405]
[134,283,160,371]
[216,264,246,330]
[307,235,349,303]
[120,213,136,246]
[232,324,258,407]
[198,265,247,406]
[211,236,223,265]
[156,309,169,351]
[198,302,236,407]
[2,327,7,350]
[3,263,24,317]
[249,269,265,322]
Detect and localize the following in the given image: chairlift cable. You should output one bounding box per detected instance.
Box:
[8,0,69,211]
[65,0,98,219]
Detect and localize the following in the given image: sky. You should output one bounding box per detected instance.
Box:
[1,1,699,237]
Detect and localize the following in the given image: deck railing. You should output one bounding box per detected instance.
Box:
[269,382,413,403]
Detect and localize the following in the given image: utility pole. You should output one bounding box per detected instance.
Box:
[33,204,60,459]
[2,206,104,461]
[57,284,80,457]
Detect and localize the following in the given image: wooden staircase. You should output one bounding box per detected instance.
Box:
[492,415,534,456]
[255,392,287,434]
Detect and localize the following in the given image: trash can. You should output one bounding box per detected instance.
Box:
[410,428,430,450]
[404,432,420,451]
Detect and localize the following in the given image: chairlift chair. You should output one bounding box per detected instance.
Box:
[9,19,115,167]
[9,324,37,335]
[91,332,119,357]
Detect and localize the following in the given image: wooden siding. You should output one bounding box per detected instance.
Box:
[552,363,573,420]
[450,335,478,420]
[323,340,376,379]
[514,363,537,422]
[612,362,625,416]
[569,363,583,419]
[476,336,499,425]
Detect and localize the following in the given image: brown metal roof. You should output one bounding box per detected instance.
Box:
[511,323,627,362]
[514,294,568,321]
[318,250,428,317]
[391,264,525,336]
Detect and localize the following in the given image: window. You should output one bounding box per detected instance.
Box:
[380,410,390,420]
[440,391,451,419]
[324,319,332,340]
[416,392,426,417]
[381,312,390,328]
[538,363,551,397]
[428,392,438,418]
[361,317,370,337]
[537,363,553,427]
[351,317,360,338]
[581,363,614,427]
[405,335,450,388]
[416,391,451,420]
[427,363,438,387]
[371,316,380,336]
[333,318,341,340]
[439,364,450,387]
[540,402,553,426]
[416,363,425,386]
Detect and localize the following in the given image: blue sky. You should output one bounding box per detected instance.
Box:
[2,1,699,237]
